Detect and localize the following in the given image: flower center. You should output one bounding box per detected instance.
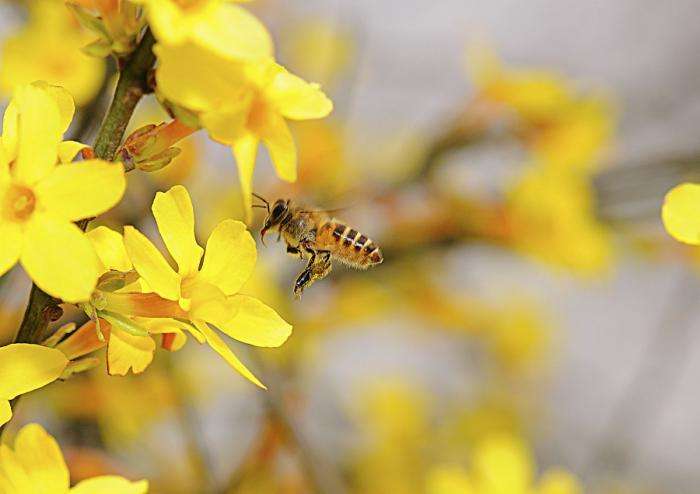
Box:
[4,184,36,222]
[247,95,271,134]
[172,0,206,11]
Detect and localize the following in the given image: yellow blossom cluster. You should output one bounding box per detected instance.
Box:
[470,48,615,276]
[0,423,147,493]
[0,79,292,432]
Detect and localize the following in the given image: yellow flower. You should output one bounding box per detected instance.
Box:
[427,433,582,494]
[661,183,700,245]
[0,344,68,427]
[134,0,272,61]
[0,82,126,302]
[0,423,148,493]
[530,97,613,174]
[506,166,612,276]
[119,185,291,386]
[155,43,333,217]
[0,0,106,106]
[468,45,572,124]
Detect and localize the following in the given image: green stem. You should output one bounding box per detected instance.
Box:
[7,29,157,410]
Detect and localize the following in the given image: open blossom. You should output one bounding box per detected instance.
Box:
[0,344,68,427]
[0,82,126,302]
[0,423,148,493]
[133,0,272,61]
[122,185,291,385]
[0,0,106,106]
[155,42,333,218]
[61,185,291,385]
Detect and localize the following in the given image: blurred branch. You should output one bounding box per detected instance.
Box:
[246,349,348,494]
[164,354,217,493]
[585,271,700,477]
[595,152,700,223]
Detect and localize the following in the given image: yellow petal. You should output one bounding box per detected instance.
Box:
[13,423,70,491]
[231,133,259,221]
[0,218,23,277]
[21,214,100,302]
[0,400,10,427]
[57,141,88,164]
[35,160,125,222]
[188,280,239,329]
[191,3,273,61]
[155,42,248,113]
[152,185,203,276]
[138,0,185,45]
[14,83,62,185]
[538,469,582,494]
[260,115,297,182]
[32,81,76,134]
[426,465,474,494]
[0,443,33,493]
[472,434,532,492]
[198,219,256,295]
[217,295,291,347]
[662,183,700,245]
[123,226,181,301]
[86,226,132,273]
[0,344,68,400]
[194,320,265,388]
[2,99,19,159]
[70,477,149,494]
[107,326,156,376]
[270,70,333,120]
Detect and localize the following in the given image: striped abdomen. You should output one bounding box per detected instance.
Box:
[315,220,383,269]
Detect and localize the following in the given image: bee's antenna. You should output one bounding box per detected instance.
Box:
[252,192,270,213]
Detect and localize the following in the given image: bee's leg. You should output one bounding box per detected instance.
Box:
[293,252,332,298]
[286,245,302,258]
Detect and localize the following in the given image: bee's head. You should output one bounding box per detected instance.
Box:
[253,194,290,245]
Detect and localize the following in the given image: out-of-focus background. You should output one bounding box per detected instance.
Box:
[3,0,700,492]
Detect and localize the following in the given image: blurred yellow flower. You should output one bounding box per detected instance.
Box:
[134,0,272,61]
[0,0,106,106]
[283,20,355,88]
[530,98,613,174]
[661,183,700,245]
[0,343,68,427]
[0,82,125,302]
[427,433,582,494]
[155,43,333,218]
[113,185,291,385]
[468,46,572,124]
[506,167,612,276]
[0,423,148,493]
[469,45,615,174]
[354,381,429,494]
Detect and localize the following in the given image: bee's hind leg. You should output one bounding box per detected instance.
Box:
[293,253,332,298]
[286,245,305,261]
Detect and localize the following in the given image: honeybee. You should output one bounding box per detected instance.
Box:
[253,193,383,296]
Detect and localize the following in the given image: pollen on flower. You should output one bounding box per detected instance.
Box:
[4,184,36,222]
